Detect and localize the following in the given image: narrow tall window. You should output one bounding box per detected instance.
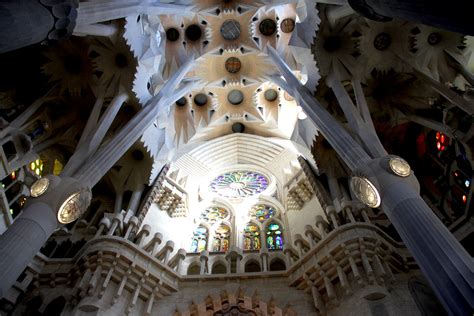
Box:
[212,224,230,252]
[266,222,283,250]
[243,223,261,250]
[190,226,208,253]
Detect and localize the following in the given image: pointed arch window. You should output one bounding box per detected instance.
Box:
[249,204,276,222]
[266,222,283,250]
[243,223,261,250]
[190,226,208,253]
[212,224,230,252]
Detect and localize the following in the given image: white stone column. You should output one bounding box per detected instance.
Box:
[0,202,56,298]
[0,175,90,298]
[359,157,474,315]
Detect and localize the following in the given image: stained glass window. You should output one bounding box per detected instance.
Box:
[243,223,261,250]
[190,226,208,253]
[249,204,276,222]
[266,223,283,250]
[199,207,229,225]
[212,224,231,252]
[209,171,269,198]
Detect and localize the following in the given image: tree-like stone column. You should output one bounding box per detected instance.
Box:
[0,176,89,298]
[266,46,473,316]
[0,59,197,299]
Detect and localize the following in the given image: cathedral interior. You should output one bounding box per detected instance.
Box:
[0,0,473,315]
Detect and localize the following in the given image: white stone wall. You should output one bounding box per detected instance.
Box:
[24,272,427,316]
[286,196,325,239]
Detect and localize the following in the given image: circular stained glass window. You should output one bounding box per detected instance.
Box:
[209,171,269,198]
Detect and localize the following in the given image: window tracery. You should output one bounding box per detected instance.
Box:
[209,171,269,198]
[249,204,276,222]
[200,206,229,224]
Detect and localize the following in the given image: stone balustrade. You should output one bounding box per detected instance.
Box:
[21,203,416,315]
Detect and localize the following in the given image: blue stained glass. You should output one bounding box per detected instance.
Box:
[209,171,269,198]
[190,226,208,253]
[276,236,283,249]
[266,222,283,250]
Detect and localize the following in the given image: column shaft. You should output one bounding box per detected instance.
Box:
[0,202,57,297]
[382,180,474,316]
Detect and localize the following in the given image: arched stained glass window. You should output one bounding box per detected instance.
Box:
[209,171,269,198]
[249,204,276,222]
[212,224,231,252]
[243,223,261,250]
[200,207,229,225]
[266,223,283,250]
[190,226,208,253]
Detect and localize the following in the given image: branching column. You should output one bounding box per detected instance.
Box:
[267,46,474,316]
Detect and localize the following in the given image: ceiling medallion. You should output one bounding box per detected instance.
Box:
[264,89,278,102]
[221,20,241,41]
[224,57,241,74]
[350,176,381,208]
[280,18,295,33]
[227,90,244,105]
[30,177,50,198]
[259,19,277,36]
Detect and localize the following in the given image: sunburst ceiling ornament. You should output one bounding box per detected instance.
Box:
[209,171,269,198]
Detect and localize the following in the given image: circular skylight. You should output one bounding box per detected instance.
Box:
[209,171,269,198]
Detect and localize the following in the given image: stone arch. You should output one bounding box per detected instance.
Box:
[43,296,67,316]
[211,260,227,274]
[187,262,201,275]
[269,257,286,271]
[244,259,261,273]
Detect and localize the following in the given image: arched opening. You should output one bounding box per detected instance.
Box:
[24,296,42,316]
[187,263,201,275]
[269,258,286,271]
[244,260,261,272]
[212,262,227,274]
[43,296,66,316]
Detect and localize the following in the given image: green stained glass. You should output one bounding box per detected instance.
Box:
[266,223,283,250]
[269,223,280,231]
